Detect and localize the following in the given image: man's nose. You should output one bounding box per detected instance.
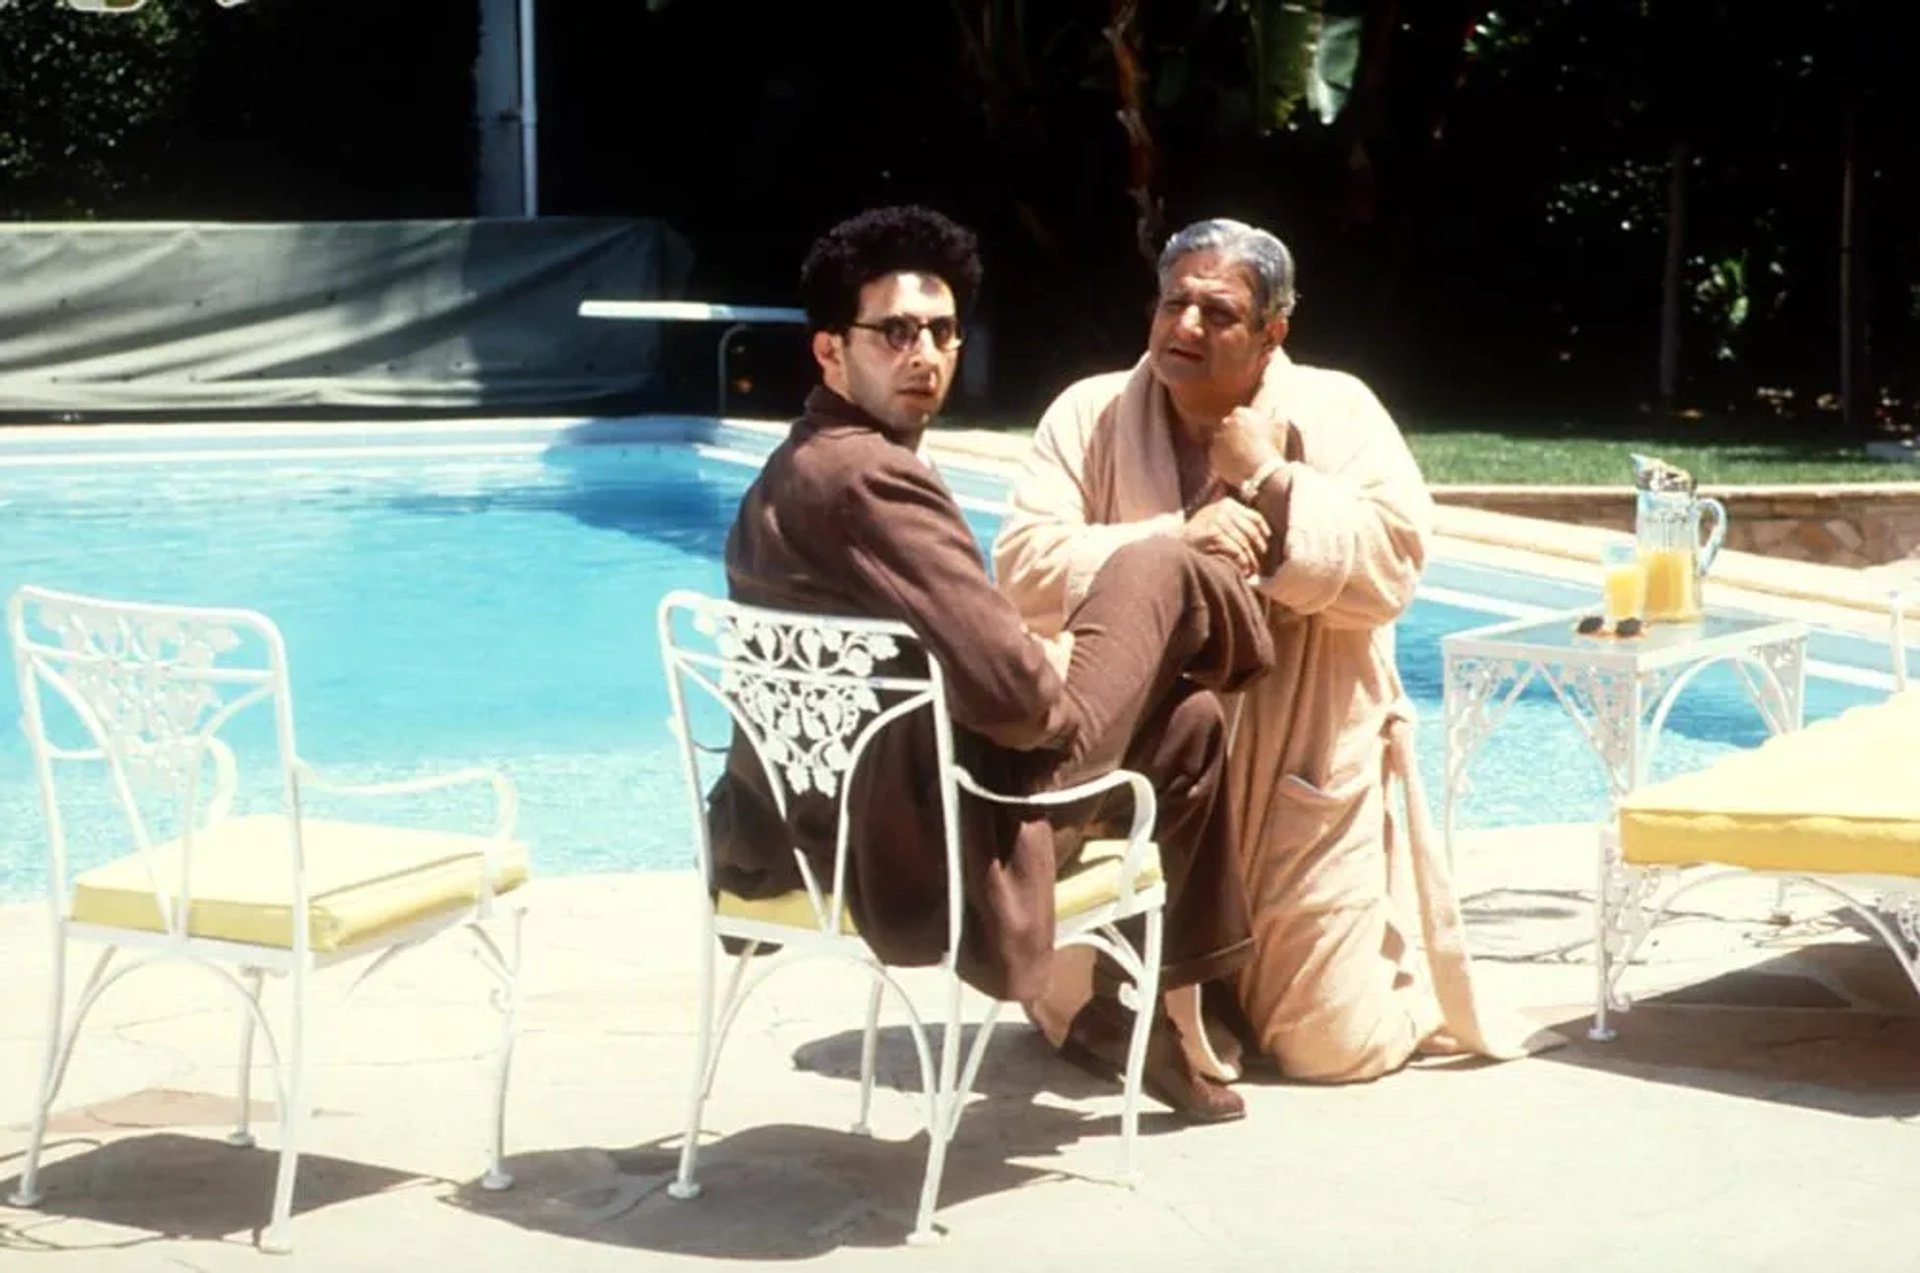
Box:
[907,327,939,361]
[1174,303,1207,338]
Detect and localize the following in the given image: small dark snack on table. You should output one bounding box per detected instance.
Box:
[1574,614,1647,639]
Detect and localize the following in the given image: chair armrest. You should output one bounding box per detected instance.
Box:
[952,765,1159,918]
[952,765,1153,838]
[291,761,518,839]
[200,738,240,828]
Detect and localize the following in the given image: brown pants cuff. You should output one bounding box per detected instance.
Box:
[1160,936,1255,992]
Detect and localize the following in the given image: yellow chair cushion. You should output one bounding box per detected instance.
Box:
[715,838,1164,934]
[1618,689,1920,876]
[70,814,529,952]
[1055,838,1164,920]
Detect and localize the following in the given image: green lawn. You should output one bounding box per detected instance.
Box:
[1404,428,1918,486]
[949,412,1920,486]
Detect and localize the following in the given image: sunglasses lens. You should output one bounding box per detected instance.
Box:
[864,317,963,350]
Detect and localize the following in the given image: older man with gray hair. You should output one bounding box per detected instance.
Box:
[995,217,1553,1084]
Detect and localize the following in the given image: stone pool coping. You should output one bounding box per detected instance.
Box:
[1430,482,1920,571]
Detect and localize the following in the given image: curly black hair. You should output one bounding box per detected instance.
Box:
[798,205,983,335]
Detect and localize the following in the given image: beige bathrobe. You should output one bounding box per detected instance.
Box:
[994,351,1550,1081]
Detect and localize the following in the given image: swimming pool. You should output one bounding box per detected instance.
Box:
[0,420,1890,902]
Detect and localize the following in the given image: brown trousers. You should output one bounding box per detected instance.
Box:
[1036,537,1274,988]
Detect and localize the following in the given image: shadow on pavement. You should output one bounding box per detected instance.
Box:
[446,1020,1200,1257]
[1532,939,1920,1119]
[0,1128,421,1254]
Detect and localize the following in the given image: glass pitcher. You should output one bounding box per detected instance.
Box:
[1630,454,1726,623]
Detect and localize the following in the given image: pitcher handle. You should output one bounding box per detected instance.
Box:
[1696,496,1728,573]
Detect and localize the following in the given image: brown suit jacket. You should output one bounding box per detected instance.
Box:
[708,386,1080,1002]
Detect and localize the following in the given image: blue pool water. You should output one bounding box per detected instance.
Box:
[0,436,1884,901]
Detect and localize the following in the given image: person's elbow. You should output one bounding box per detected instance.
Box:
[1359,570,1423,626]
[1317,557,1424,630]
[952,665,1074,751]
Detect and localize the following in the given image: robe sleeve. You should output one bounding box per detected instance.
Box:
[1254,374,1433,629]
[838,454,1074,752]
[993,384,1180,636]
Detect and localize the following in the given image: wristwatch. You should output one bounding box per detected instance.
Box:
[1237,456,1286,504]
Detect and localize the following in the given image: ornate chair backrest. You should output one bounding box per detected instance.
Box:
[7,586,302,939]
[655,589,964,949]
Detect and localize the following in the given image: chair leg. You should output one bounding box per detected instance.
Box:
[852,978,883,1137]
[1118,911,1164,1186]
[1590,827,1619,1043]
[906,974,966,1247]
[6,936,73,1209]
[480,908,525,1192]
[669,924,725,1202]
[261,976,309,1255]
[227,967,265,1149]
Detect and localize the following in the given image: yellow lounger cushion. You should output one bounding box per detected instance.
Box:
[715,838,1164,934]
[70,814,529,952]
[1618,689,1920,876]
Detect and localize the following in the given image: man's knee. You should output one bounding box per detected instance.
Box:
[1098,535,1194,592]
[1257,995,1425,1084]
[1101,536,1243,590]
[1237,910,1429,1083]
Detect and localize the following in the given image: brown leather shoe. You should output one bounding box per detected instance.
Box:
[1057,995,1246,1124]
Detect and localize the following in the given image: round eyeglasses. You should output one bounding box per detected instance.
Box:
[848,315,964,352]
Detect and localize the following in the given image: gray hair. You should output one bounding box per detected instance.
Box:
[1156,218,1297,322]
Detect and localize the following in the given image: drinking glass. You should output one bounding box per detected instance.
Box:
[1601,539,1647,624]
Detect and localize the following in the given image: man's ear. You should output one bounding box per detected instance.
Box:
[1262,314,1290,349]
[811,329,841,376]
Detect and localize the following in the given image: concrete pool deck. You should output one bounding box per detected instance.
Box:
[2,821,1915,1271]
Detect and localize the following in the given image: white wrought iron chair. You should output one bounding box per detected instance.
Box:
[4,586,528,1254]
[656,589,1168,1246]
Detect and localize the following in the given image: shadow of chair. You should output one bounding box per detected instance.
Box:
[1531,937,1920,1119]
[791,1021,1127,1103]
[0,1131,421,1254]
[441,1023,1182,1261]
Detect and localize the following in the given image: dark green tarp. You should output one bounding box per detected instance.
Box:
[0,216,692,418]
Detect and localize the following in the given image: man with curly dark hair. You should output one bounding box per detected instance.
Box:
[707,205,1276,1121]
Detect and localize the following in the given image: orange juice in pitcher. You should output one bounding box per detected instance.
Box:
[1638,548,1698,621]
[1630,454,1726,624]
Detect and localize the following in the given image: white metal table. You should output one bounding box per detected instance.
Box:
[1441,608,1808,851]
[1440,607,1809,1038]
